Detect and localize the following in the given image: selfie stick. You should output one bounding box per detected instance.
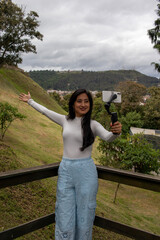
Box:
[104,94,118,125]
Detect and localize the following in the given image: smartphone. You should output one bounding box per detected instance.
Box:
[102,91,121,103]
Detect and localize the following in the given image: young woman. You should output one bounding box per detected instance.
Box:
[19,89,122,240]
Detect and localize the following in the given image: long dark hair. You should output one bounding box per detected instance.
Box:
[67,89,95,151]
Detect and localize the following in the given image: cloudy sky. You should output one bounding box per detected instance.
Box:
[13,0,159,78]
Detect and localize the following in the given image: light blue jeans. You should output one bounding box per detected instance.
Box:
[55,157,98,240]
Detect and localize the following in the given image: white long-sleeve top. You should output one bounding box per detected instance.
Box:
[28,99,118,159]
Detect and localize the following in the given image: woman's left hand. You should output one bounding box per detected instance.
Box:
[110,121,122,135]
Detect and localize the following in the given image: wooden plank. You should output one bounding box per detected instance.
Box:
[1,214,160,240]
[0,214,55,240]
[0,163,159,192]
[94,216,160,240]
[97,165,160,192]
[0,163,59,189]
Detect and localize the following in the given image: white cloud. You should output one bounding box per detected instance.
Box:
[13,0,159,77]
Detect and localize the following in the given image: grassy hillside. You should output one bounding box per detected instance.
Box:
[0,67,160,240]
[0,66,65,167]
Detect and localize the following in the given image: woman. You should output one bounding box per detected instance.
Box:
[19,89,122,240]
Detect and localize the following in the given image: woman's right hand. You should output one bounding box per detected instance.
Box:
[19,92,31,102]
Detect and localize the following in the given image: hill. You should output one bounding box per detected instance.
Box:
[0,66,66,167]
[0,66,160,239]
[29,69,160,91]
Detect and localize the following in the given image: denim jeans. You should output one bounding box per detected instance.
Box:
[55,157,98,240]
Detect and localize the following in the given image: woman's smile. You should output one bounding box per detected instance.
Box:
[74,93,90,117]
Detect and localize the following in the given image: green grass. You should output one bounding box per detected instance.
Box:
[96,181,160,235]
[0,67,160,240]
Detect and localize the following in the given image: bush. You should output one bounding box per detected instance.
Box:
[0,102,26,140]
[98,133,160,174]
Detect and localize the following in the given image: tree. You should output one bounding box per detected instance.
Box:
[148,0,160,72]
[0,0,43,66]
[97,136,126,169]
[122,134,160,174]
[49,92,61,105]
[120,111,144,137]
[98,134,160,174]
[116,81,146,115]
[143,86,160,129]
[92,96,110,128]
[0,102,26,140]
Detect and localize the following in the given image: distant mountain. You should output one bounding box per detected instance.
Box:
[28,69,160,91]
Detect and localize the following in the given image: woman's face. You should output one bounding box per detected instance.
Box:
[73,93,90,117]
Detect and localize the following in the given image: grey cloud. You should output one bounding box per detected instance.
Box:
[13,0,159,78]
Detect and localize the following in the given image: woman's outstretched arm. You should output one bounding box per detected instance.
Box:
[19,92,65,126]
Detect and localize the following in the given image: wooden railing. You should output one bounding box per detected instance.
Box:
[0,163,160,240]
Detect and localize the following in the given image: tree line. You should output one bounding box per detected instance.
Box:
[29,69,160,91]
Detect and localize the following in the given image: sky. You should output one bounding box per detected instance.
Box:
[12,0,160,78]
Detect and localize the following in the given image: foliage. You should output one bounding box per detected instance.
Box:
[116,81,146,115]
[98,134,160,174]
[0,0,43,66]
[122,134,160,174]
[92,95,111,127]
[49,91,73,113]
[29,70,160,91]
[60,93,72,112]
[143,87,160,129]
[0,102,26,140]
[120,111,144,137]
[148,0,160,72]
[49,92,61,104]
[97,136,126,169]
